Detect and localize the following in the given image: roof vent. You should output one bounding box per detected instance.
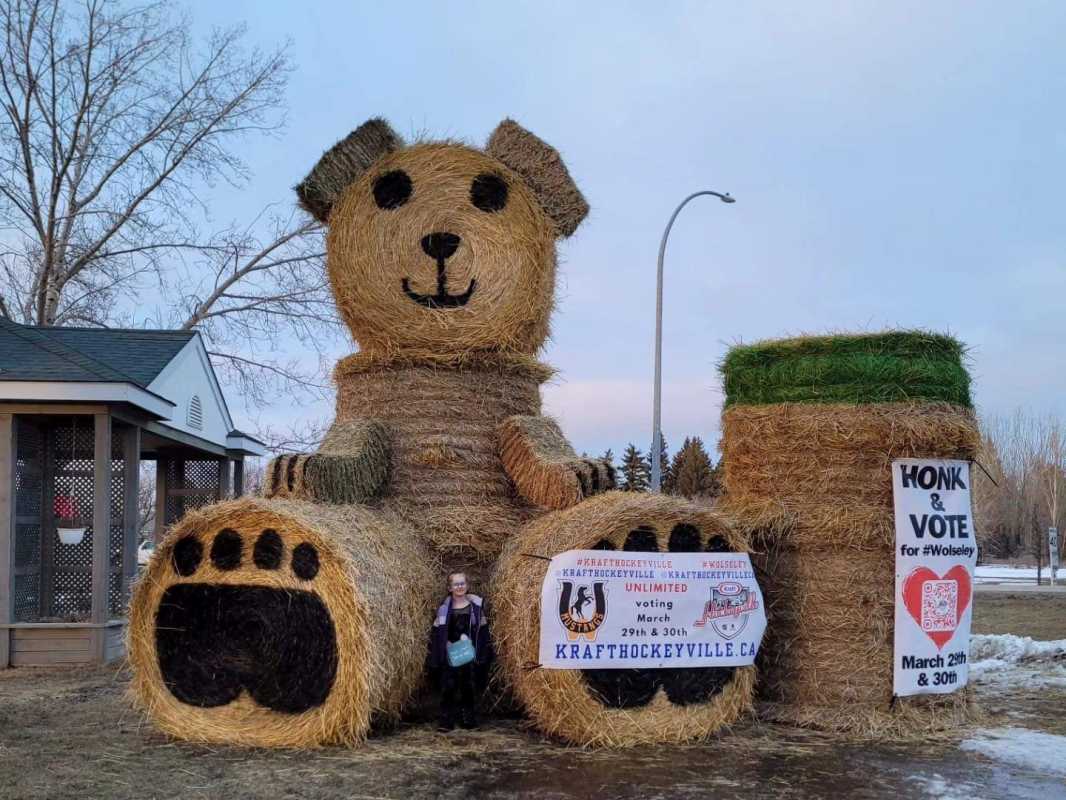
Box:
[187,394,203,430]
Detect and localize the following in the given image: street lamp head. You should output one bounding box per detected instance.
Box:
[720,193,735,203]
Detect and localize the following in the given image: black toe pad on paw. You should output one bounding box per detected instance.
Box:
[253,529,283,570]
[291,542,319,581]
[210,529,243,570]
[172,537,203,576]
[155,584,337,713]
[579,521,737,709]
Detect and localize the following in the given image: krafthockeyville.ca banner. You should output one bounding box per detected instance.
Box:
[892,458,978,696]
[537,550,766,669]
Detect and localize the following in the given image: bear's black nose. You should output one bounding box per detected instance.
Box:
[421,232,461,261]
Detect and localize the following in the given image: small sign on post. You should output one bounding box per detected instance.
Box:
[1050,527,1059,587]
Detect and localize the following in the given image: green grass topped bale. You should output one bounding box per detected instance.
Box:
[720,330,972,408]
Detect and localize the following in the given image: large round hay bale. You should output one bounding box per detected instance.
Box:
[128,497,435,748]
[492,492,756,746]
[719,331,980,737]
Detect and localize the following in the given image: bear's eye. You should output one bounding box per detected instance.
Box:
[470,173,508,213]
[373,170,412,210]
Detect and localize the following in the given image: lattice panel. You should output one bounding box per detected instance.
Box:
[13,418,44,621]
[13,573,40,621]
[48,420,97,621]
[51,570,92,619]
[165,459,221,525]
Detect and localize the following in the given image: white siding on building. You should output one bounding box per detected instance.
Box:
[147,339,232,448]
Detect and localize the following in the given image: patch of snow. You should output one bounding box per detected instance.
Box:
[974,565,1059,584]
[961,728,1066,777]
[969,635,1066,689]
[907,773,988,800]
[971,634,1066,664]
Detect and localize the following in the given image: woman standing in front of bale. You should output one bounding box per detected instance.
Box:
[430,572,492,730]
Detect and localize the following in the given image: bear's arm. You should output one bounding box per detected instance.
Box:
[263,419,390,504]
[497,415,615,510]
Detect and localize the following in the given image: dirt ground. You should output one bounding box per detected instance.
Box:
[1,590,1064,800]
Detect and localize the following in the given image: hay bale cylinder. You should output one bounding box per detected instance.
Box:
[128,498,435,747]
[493,492,757,747]
[718,331,980,736]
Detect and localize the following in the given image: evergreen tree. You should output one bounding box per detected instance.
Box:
[666,439,687,496]
[671,436,718,499]
[619,444,649,491]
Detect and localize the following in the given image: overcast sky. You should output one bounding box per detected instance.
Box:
[190,1,1066,459]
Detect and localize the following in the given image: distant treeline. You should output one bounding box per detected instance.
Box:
[591,436,721,499]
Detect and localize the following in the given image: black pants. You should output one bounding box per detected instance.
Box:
[441,662,476,720]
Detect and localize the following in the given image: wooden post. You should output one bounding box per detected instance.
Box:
[154,456,168,544]
[90,412,112,659]
[121,425,140,610]
[233,458,245,497]
[171,457,186,525]
[0,414,15,668]
[39,422,55,617]
[219,458,232,501]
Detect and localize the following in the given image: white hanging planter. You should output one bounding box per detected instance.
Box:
[57,526,87,545]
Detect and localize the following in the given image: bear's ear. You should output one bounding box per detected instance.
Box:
[296,118,404,223]
[486,119,589,238]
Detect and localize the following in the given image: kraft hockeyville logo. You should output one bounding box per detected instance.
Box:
[557,581,607,641]
[693,581,760,640]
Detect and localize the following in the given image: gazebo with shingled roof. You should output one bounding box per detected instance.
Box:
[0,318,264,667]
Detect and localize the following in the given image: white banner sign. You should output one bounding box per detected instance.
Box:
[892,458,977,696]
[538,550,766,669]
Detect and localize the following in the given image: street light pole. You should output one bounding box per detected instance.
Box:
[650,190,735,493]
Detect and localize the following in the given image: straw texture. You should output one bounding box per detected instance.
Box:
[722,402,979,551]
[334,351,553,570]
[486,119,589,238]
[327,142,562,358]
[128,497,435,748]
[492,492,756,746]
[719,332,980,737]
[498,415,615,510]
[296,118,404,223]
[264,420,390,503]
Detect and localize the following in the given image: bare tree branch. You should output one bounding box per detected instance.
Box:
[0,0,340,445]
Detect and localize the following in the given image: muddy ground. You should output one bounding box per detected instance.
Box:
[1,589,1064,800]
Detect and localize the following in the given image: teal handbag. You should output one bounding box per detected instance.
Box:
[446,637,476,668]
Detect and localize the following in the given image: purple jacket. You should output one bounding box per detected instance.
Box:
[429,594,493,669]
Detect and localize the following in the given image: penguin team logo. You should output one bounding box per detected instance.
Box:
[693,581,760,639]
[557,581,607,641]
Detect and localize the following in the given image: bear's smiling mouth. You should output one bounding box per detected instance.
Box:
[401,277,477,308]
[402,259,476,309]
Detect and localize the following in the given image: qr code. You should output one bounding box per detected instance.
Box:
[921,580,958,632]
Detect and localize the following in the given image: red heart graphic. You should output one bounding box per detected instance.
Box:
[901,565,972,649]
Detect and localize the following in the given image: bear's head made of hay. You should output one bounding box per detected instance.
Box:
[298,119,588,358]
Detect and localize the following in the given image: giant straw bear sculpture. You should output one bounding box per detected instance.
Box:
[129,119,755,747]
